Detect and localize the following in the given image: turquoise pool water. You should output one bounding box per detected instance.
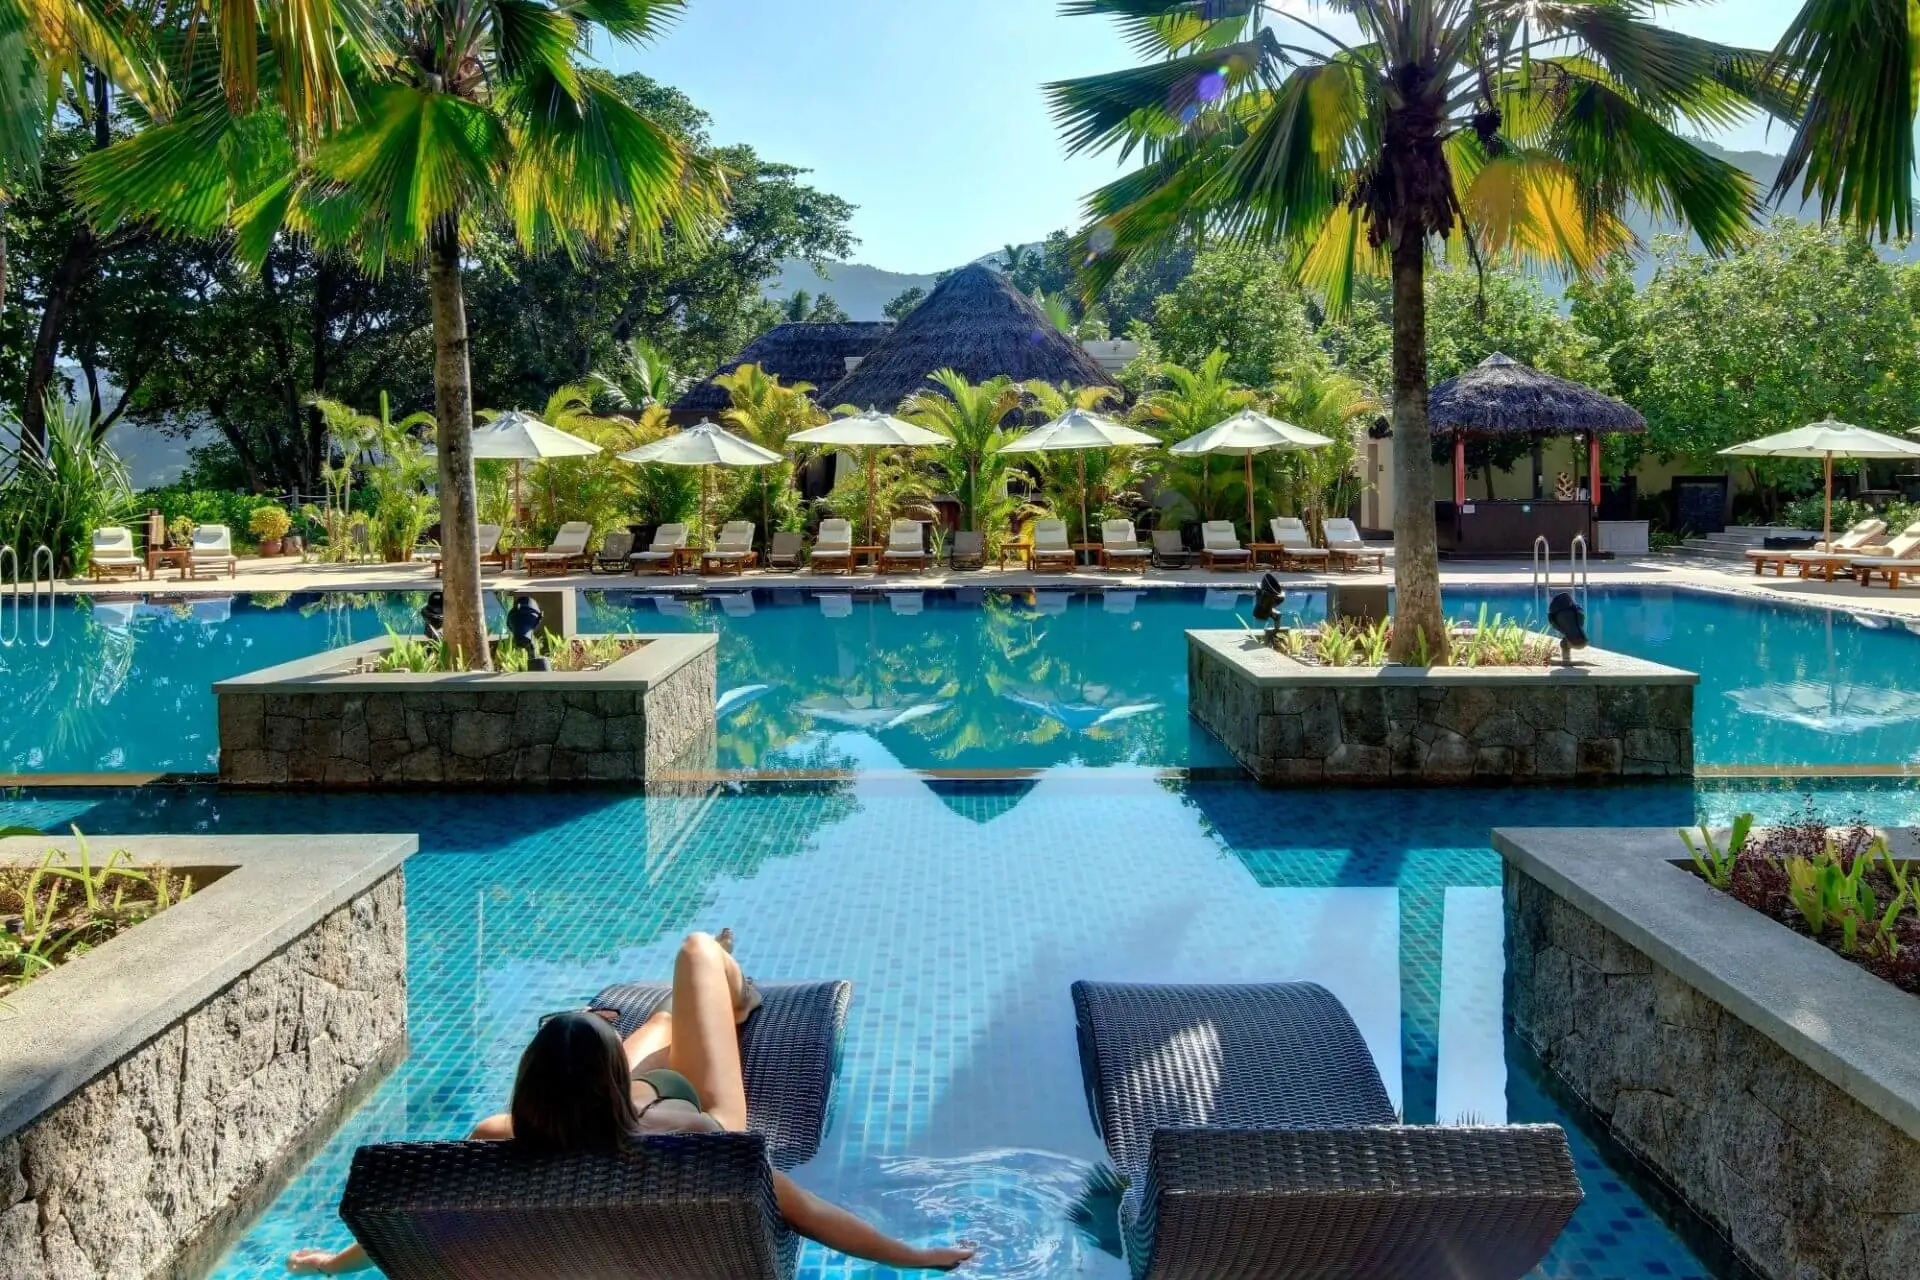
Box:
[7,585,1920,774]
[9,777,1920,1279]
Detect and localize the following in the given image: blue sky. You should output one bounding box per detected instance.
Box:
[612,1,1808,274]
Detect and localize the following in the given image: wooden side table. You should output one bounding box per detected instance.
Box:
[146,548,190,581]
[999,545,1033,570]
[1248,543,1286,568]
[852,545,884,572]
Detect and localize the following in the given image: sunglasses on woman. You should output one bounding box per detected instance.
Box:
[538,1006,623,1027]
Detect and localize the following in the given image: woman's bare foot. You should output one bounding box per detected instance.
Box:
[715,928,763,1024]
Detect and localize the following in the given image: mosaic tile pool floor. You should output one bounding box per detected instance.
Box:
[11,773,1918,1278]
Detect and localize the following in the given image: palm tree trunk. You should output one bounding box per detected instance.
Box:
[427,219,490,669]
[1388,226,1448,664]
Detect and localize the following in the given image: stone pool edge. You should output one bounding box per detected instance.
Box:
[0,832,417,1279]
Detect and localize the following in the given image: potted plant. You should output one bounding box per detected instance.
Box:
[167,515,195,549]
[249,505,293,557]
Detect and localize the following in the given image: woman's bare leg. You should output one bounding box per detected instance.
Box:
[667,932,750,1131]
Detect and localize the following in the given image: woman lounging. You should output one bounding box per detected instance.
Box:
[288,929,975,1275]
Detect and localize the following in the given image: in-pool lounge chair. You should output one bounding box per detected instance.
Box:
[523,522,593,577]
[1267,517,1332,572]
[879,519,927,573]
[949,531,986,571]
[1199,521,1251,572]
[1323,517,1388,572]
[339,979,850,1280]
[89,527,144,580]
[629,524,688,575]
[592,530,635,574]
[1072,980,1583,1280]
[1030,519,1077,572]
[1851,522,1920,588]
[1151,530,1194,570]
[186,524,237,579]
[1748,518,1884,576]
[702,521,758,575]
[766,531,805,571]
[810,520,854,575]
[1098,520,1151,573]
[428,524,507,575]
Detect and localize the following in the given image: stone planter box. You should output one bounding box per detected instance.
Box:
[1187,630,1697,785]
[214,632,717,787]
[0,832,415,1280]
[1497,826,1920,1280]
[1596,519,1650,555]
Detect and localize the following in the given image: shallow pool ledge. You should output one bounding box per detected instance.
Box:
[1496,826,1920,1280]
[0,832,416,1280]
[214,632,717,787]
[1186,629,1697,786]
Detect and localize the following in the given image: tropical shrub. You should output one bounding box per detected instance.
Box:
[142,486,287,549]
[715,364,824,535]
[902,371,1027,553]
[248,505,292,542]
[1,395,137,574]
[1,829,198,1000]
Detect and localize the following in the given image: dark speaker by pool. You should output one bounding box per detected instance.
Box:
[1763,535,1818,551]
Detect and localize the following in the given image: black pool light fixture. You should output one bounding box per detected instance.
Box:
[1253,572,1287,639]
[1547,591,1587,667]
[421,591,444,642]
[507,595,550,671]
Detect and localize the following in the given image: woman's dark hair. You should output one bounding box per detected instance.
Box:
[510,1012,640,1153]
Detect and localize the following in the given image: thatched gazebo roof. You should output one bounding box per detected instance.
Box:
[672,321,894,422]
[823,264,1117,411]
[1428,353,1645,437]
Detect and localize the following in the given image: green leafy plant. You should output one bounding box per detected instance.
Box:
[494,641,532,674]
[2,828,196,1001]
[1,394,137,574]
[1680,814,1753,890]
[377,629,439,674]
[247,505,292,542]
[1316,622,1356,668]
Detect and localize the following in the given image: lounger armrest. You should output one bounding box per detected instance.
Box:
[1124,1125,1582,1280]
[342,1132,792,1280]
[593,979,849,1169]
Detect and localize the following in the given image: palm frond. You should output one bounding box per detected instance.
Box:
[1045,38,1267,157]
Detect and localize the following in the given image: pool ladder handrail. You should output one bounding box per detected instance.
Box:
[30,545,53,646]
[0,546,14,647]
[1532,535,1591,622]
[1,545,56,647]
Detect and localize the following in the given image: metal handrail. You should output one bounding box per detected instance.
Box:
[1569,535,1590,612]
[1532,536,1551,623]
[0,546,15,647]
[29,545,53,646]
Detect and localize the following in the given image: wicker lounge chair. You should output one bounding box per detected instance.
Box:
[1072,980,1582,1280]
[592,530,635,574]
[879,519,928,573]
[766,531,805,571]
[810,519,855,575]
[89,527,144,580]
[1198,521,1251,572]
[524,522,593,576]
[1267,517,1332,572]
[339,979,850,1280]
[702,521,758,575]
[186,524,238,579]
[1099,520,1151,573]
[1323,517,1388,572]
[1030,519,1077,572]
[630,524,689,575]
[949,531,986,570]
[1150,530,1194,569]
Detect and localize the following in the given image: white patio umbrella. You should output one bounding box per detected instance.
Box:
[996,408,1158,548]
[1721,419,1920,546]
[426,409,603,526]
[1170,409,1334,544]
[788,409,949,545]
[618,420,781,546]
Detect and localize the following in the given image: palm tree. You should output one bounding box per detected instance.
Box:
[592,337,682,412]
[713,362,825,535]
[1134,351,1255,527]
[901,369,1025,545]
[73,0,724,667]
[1052,1,1781,660]
[1022,380,1144,535]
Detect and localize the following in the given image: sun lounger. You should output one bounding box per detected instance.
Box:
[629,524,689,575]
[810,519,854,575]
[340,980,850,1280]
[523,522,593,576]
[186,524,237,579]
[1323,517,1387,572]
[1268,517,1332,572]
[1098,519,1151,573]
[1199,521,1251,571]
[949,531,985,570]
[1851,524,1920,587]
[430,524,506,574]
[766,531,805,571]
[1072,980,1582,1280]
[701,521,758,575]
[1031,519,1077,572]
[591,530,634,574]
[880,519,928,573]
[1751,519,1885,576]
[89,527,143,580]
[1150,530,1194,569]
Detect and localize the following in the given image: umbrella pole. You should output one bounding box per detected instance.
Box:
[866,449,877,546]
[1079,452,1090,560]
[1245,452,1256,543]
[1824,452,1833,547]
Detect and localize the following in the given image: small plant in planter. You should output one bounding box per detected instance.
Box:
[248,505,293,557]
[167,515,195,549]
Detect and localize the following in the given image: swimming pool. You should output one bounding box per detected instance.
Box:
[8,584,1920,775]
[10,776,1920,1278]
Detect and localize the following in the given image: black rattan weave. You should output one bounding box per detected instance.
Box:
[593,979,850,1171]
[1072,981,1583,1280]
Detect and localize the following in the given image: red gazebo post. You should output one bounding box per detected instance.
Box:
[1587,433,1601,512]
[1453,434,1467,505]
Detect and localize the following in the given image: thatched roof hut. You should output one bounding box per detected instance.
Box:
[823,264,1117,411]
[1428,353,1645,437]
[673,321,894,422]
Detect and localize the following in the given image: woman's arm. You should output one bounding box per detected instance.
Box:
[773,1171,974,1271]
